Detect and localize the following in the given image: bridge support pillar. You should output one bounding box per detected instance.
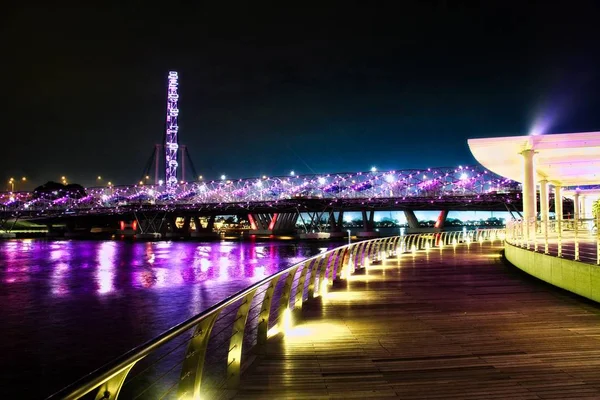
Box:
[249,212,298,236]
[434,210,448,230]
[404,210,420,232]
[358,210,379,238]
[116,220,137,237]
[164,215,184,239]
[327,211,346,238]
[191,215,219,239]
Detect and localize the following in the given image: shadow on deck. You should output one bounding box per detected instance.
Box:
[236,242,600,399]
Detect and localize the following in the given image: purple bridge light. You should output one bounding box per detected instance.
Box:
[0,165,520,215]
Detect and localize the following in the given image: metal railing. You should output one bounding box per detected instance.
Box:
[506,217,600,265]
[47,230,504,400]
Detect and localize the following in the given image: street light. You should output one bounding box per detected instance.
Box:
[290,170,295,176]
[371,166,377,172]
[221,175,226,180]
[8,177,14,192]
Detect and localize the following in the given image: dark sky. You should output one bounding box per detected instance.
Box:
[3,1,600,188]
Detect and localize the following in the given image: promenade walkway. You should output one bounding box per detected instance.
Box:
[236,242,600,399]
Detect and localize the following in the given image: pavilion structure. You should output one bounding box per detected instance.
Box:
[468,131,600,240]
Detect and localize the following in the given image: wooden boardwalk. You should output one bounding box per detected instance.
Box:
[236,242,600,399]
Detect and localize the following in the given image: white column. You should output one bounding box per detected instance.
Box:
[574,192,580,221]
[555,185,563,231]
[581,195,586,219]
[520,149,536,222]
[540,179,549,225]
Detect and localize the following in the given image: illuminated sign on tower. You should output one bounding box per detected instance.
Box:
[165,71,180,189]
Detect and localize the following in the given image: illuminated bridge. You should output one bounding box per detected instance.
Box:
[0,72,524,237]
[0,165,522,237]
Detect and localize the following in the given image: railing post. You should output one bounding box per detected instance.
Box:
[334,248,348,280]
[575,217,580,261]
[93,363,137,400]
[177,311,221,400]
[557,217,562,257]
[597,214,600,265]
[318,253,333,294]
[226,289,257,388]
[307,257,320,298]
[257,276,280,348]
[277,266,299,325]
[544,217,549,255]
[294,263,309,307]
[327,248,341,280]
[534,220,539,252]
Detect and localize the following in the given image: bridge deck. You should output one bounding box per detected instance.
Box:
[236,243,600,399]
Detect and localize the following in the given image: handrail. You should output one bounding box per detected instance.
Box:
[47,230,504,400]
[506,217,600,264]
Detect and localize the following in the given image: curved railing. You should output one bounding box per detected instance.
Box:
[47,230,504,400]
[506,218,600,264]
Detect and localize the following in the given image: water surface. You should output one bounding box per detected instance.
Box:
[0,239,332,399]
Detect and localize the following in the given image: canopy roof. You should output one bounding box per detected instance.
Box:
[468,131,600,187]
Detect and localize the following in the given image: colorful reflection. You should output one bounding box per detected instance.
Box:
[0,239,333,399]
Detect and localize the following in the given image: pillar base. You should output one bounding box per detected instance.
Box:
[64,231,90,239]
[191,231,220,239]
[248,230,296,236]
[136,233,162,240]
[46,231,64,238]
[327,231,348,238]
[357,231,380,238]
[164,232,189,239]
[299,232,331,239]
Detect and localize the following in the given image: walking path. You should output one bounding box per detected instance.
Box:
[237,242,600,399]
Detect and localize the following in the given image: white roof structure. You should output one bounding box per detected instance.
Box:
[468,131,600,187]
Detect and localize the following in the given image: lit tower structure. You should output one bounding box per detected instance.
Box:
[165,71,180,189]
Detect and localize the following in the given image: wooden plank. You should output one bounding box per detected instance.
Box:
[235,242,600,399]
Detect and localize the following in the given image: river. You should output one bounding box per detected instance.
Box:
[0,238,334,399]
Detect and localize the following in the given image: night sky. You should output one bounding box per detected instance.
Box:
[3,2,600,189]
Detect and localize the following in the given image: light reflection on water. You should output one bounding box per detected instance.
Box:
[0,239,332,399]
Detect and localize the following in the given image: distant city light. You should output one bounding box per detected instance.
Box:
[221,175,226,180]
[290,170,295,176]
[371,166,377,172]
